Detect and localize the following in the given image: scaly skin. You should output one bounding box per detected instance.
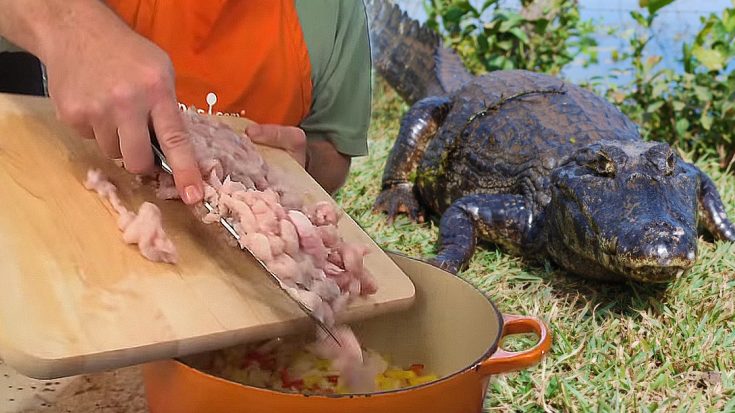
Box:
[374,96,452,222]
[367,1,735,283]
[375,70,735,283]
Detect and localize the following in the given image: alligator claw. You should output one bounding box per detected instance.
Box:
[427,256,461,274]
[373,184,425,223]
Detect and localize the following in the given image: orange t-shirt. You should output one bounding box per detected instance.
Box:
[105,0,313,126]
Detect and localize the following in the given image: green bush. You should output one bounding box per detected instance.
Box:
[423,0,735,168]
[603,1,735,168]
[424,0,598,75]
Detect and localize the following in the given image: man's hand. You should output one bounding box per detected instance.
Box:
[246,124,351,194]
[306,139,351,195]
[247,124,307,167]
[0,0,204,204]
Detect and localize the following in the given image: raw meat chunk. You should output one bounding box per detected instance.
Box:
[304,201,341,226]
[99,109,385,388]
[84,169,177,264]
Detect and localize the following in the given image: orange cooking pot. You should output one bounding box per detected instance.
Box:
[142,252,552,413]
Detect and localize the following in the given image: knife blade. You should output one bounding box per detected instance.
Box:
[148,134,340,346]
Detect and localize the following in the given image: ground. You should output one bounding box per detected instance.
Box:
[3,79,734,413]
[333,79,735,412]
[1,360,146,413]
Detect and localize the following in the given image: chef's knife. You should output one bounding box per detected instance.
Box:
[148,134,340,346]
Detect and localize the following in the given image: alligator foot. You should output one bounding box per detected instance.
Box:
[373,183,425,223]
[698,170,735,242]
[427,256,462,274]
[433,194,532,273]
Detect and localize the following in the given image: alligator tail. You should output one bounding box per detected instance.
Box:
[365,0,472,105]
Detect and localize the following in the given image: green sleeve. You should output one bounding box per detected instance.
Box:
[294,0,372,157]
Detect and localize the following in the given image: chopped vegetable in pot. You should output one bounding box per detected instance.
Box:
[198,337,438,394]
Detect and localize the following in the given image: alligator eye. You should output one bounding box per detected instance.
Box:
[664,152,675,176]
[585,152,616,177]
[645,144,676,176]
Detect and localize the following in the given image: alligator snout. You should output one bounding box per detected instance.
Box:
[616,219,697,282]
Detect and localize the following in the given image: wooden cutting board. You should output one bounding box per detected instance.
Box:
[0,93,415,379]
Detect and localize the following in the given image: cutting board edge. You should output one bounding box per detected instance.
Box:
[0,294,416,380]
[0,320,299,380]
[0,93,418,379]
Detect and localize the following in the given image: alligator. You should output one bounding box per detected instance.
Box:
[365,0,735,282]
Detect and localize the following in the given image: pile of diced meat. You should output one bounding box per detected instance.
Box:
[84,169,177,264]
[84,108,380,392]
[198,182,377,326]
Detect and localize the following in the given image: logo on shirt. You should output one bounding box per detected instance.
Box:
[177,92,245,117]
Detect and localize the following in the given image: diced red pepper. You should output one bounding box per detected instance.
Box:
[241,352,259,368]
[326,375,339,384]
[259,357,276,371]
[280,368,304,390]
[280,368,290,385]
[242,351,277,371]
[408,364,424,375]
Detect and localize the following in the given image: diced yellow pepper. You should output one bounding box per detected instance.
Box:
[294,351,309,360]
[384,369,417,380]
[314,358,331,371]
[408,375,438,386]
[376,375,402,391]
[303,374,323,388]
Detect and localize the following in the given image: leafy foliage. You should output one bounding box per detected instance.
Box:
[423,0,735,168]
[639,0,675,15]
[340,80,735,412]
[358,2,735,410]
[424,0,598,75]
[602,3,735,168]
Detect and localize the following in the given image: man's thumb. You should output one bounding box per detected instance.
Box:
[151,102,203,205]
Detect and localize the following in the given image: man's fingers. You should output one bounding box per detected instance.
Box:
[54,100,95,140]
[248,124,297,148]
[92,120,123,159]
[151,100,203,205]
[247,124,307,167]
[75,125,96,140]
[117,112,155,175]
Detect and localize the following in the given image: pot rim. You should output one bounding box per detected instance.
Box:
[171,252,505,399]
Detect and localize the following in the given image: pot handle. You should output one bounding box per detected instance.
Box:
[478,314,552,376]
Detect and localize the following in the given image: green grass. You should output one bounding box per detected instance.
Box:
[335,80,735,412]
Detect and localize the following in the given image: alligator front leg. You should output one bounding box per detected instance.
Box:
[430,194,533,274]
[698,171,735,241]
[373,96,452,222]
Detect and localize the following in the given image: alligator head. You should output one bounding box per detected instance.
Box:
[546,141,699,282]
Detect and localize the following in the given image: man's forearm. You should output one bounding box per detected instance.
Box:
[306,140,351,195]
[0,0,124,63]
